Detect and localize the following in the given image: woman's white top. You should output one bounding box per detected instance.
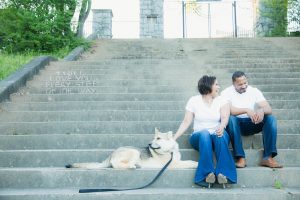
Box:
[185,95,228,133]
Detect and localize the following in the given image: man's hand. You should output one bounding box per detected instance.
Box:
[247,108,264,124]
[255,109,264,124]
[246,109,257,123]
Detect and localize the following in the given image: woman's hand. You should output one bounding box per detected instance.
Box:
[215,125,225,137]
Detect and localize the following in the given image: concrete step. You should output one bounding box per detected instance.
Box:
[26,85,193,95]
[0,119,298,135]
[0,109,299,122]
[214,63,300,68]
[45,63,300,73]
[2,100,299,111]
[225,67,300,73]
[217,54,292,59]
[38,66,300,76]
[0,130,299,149]
[45,62,197,70]
[36,70,300,79]
[0,149,297,168]
[255,85,300,92]
[30,68,300,79]
[217,72,300,78]
[0,130,298,149]
[28,78,300,86]
[9,92,300,102]
[1,187,299,200]
[207,58,300,64]
[30,78,195,87]
[48,59,195,66]
[0,167,299,188]
[0,101,186,111]
[23,84,300,94]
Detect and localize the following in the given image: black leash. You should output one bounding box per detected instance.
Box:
[79,152,173,193]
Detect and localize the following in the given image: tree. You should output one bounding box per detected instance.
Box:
[0,0,86,53]
[76,0,92,37]
[256,0,288,36]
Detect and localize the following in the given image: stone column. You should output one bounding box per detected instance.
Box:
[92,9,113,39]
[140,0,164,38]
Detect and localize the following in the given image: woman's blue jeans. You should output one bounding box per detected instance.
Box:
[226,115,278,159]
[189,130,237,184]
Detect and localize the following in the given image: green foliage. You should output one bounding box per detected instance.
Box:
[0,0,87,53]
[0,52,37,80]
[257,0,288,36]
[274,180,282,189]
[288,0,300,35]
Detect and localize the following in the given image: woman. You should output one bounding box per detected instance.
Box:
[174,75,237,188]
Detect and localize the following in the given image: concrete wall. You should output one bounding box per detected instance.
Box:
[140,0,164,38]
[92,9,113,39]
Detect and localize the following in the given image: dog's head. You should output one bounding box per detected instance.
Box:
[148,128,178,155]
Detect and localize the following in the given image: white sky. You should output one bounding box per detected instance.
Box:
[86,0,254,38]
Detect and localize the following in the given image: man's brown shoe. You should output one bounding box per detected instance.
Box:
[260,157,283,168]
[235,158,246,168]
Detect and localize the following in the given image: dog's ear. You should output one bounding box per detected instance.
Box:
[155,127,159,134]
[167,131,173,139]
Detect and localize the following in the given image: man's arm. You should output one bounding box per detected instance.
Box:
[230,104,258,123]
[230,100,272,124]
[230,104,256,117]
[255,100,272,123]
[256,100,272,115]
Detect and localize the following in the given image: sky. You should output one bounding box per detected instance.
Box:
[83,0,255,38]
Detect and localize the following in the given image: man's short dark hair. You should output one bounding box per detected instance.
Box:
[198,75,216,95]
[232,71,246,82]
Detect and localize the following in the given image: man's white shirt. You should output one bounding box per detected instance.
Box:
[221,85,266,118]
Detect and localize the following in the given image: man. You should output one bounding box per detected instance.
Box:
[221,71,282,168]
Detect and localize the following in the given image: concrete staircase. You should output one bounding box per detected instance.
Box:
[0,38,300,200]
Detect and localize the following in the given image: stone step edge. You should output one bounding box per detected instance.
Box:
[1,148,296,152]
[0,166,299,171]
[0,187,298,195]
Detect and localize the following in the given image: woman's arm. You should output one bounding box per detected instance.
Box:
[216,103,230,137]
[173,110,194,141]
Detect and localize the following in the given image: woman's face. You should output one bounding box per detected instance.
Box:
[211,80,220,97]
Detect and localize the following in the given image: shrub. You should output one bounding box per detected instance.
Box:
[0,0,86,53]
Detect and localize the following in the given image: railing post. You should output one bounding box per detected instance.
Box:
[233,1,237,38]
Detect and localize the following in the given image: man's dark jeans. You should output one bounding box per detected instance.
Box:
[226,115,278,159]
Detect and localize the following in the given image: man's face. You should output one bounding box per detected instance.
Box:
[233,76,248,94]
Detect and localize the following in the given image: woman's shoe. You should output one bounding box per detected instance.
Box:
[217,173,228,189]
[205,172,216,189]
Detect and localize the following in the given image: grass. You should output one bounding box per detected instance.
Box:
[0,46,77,81]
[0,52,38,80]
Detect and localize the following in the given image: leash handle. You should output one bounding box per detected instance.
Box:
[79,152,173,193]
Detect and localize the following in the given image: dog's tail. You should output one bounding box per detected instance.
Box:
[66,156,112,169]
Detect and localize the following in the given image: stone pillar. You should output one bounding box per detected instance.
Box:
[140,0,164,38]
[92,9,113,39]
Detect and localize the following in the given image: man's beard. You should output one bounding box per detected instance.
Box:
[235,88,246,94]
